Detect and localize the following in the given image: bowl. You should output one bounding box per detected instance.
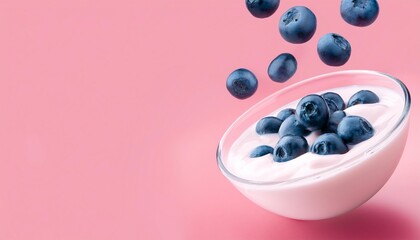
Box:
[216,70,411,220]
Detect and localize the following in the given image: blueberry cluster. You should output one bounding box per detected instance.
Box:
[249,90,379,162]
[226,0,380,99]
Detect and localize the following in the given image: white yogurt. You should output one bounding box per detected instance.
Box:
[227,85,404,182]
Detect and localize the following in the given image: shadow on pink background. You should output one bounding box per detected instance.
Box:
[0,0,419,239]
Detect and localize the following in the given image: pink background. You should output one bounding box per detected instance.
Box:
[0,1,419,239]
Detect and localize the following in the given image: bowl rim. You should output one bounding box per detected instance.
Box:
[216,70,411,186]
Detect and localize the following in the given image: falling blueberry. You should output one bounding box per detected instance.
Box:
[348,90,379,107]
[246,0,280,18]
[337,116,374,144]
[226,68,258,99]
[256,116,283,135]
[296,94,330,131]
[268,53,297,83]
[317,33,351,66]
[273,135,308,162]
[250,145,274,158]
[310,133,348,155]
[340,0,379,27]
[279,6,317,44]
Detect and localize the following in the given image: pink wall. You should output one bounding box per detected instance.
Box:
[0,0,419,239]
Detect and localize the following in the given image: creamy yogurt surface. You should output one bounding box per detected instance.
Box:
[227,85,404,182]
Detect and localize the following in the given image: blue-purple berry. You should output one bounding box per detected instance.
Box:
[340,0,379,27]
[310,133,348,155]
[279,6,317,44]
[226,68,258,99]
[278,114,311,137]
[268,53,297,83]
[273,135,308,162]
[277,108,295,122]
[296,94,330,131]
[250,145,274,158]
[317,33,351,66]
[321,92,345,112]
[337,116,374,145]
[324,110,346,133]
[246,0,280,18]
[348,90,379,107]
[256,116,283,135]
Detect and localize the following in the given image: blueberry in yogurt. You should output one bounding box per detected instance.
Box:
[277,108,295,122]
[256,116,283,135]
[323,110,346,133]
[340,0,379,27]
[311,133,348,155]
[246,0,280,18]
[279,6,317,44]
[250,145,274,158]
[268,53,297,83]
[226,68,258,99]
[348,90,379,107]
[296,94,330,131]
[317,33,351,66]
[273,135,308,162]
[337,116,374,145]
[321,92,345,112]
[278,114,311,137]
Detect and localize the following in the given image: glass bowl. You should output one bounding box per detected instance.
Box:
[216,70,411,220]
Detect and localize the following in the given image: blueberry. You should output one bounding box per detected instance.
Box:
[273,135,308,162]
[278,114,311,137]
[246,0,280,18]
[296,94,329,131]
[268,53,297,83]
[250,145,274,158]
[337,116,374,145]
[279,6,317,44]
[226,68,258,99]
[310,133,348,155]
[323,110,346,133]
[256,116,283,135]
[277,108,295,121]
[347,90,379,107]
[340,0,379,27]
[317,33,351,66]
[321,92,345,112]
